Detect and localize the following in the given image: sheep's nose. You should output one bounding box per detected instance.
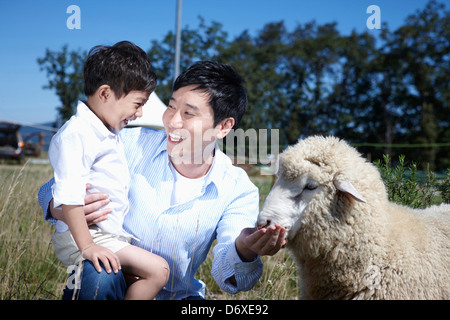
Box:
[257,219,271,229]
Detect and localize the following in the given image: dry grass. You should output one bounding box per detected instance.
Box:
[0,161,67,299]
[196,244,299,300]
[0,160,298,300]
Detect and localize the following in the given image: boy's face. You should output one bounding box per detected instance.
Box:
[163,84,232,164]
[104,90,149,131]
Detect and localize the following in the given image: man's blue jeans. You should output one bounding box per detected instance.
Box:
[62,260,127,300]
[61,260,207,300]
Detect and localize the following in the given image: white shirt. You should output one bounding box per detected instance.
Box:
[169,161,210,206]
[41,128,262,299]
[48,101,130,236]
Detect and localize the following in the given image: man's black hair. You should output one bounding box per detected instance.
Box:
[173,61,247,128]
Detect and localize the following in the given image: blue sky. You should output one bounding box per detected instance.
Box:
[0,0,433,125]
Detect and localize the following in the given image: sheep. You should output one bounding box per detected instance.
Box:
[257,135,449,300]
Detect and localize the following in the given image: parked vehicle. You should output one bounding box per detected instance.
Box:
[23,133,43,157]
[0,122,25,163]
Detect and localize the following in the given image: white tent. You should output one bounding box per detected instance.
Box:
[127,92,166,129]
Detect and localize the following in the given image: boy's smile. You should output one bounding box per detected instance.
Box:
[96,88,149,132]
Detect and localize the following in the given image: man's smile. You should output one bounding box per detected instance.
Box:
[168,132,186,143]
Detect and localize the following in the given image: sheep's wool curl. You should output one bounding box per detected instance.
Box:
[264,136,449,300]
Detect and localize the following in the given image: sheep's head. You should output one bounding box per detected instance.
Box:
[257,136,371,241]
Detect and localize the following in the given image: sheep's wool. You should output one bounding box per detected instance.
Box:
[259,136,449,300]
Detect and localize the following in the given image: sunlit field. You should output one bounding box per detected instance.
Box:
[1,155,447,300]
[0,159,298,300]
[0,161,66,299]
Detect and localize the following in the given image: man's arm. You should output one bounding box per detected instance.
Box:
[38,179,112,225]
[38,178,59,224]
[210,184,262,294]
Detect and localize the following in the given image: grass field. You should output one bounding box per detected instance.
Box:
[0,161,67,299]
[0,159,298,300]
[3,156,445,300]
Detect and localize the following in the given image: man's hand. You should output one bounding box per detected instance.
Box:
[235,225,286,262]
[49,184,112,225]
[83,186,112,225]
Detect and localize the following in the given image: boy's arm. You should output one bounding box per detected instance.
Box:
[38,179,112,225]
[63,204,120,274]
[63,204,95,251]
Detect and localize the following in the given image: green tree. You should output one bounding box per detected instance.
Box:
[327,31,378,142]
[36,2,449,171]
[224,21,343,146]
[147,17,229,105]
[378,0,450,170]
[37,45,86,124]
[223,22,290,133]
[284,21,341,142]
[327,1,449,171]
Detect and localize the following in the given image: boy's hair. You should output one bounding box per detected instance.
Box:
[84,41,157,98]
[173,61,247,129]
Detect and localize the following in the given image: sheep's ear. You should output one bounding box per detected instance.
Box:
[333,178,367,203]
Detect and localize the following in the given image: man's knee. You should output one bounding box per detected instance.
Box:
[62,260,127,300]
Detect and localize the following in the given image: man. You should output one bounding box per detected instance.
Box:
[39,61,285,300]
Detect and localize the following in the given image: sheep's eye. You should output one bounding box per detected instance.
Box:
[305,183,317,191]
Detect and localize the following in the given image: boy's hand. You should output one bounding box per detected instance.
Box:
[81,243,121,274]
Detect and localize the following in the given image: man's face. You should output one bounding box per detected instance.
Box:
[163,85,220,164]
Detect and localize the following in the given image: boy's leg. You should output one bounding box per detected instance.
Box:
[62,260,127,300]
[116,245,170,300]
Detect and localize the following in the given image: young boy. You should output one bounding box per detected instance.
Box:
[49,41,169,300]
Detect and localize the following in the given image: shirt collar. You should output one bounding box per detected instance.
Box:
[153,133,229,197]
[205,143,229,194]
[151,133,169,162]
[76,100,119,140]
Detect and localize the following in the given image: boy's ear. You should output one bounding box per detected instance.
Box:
[216,117,235,139]
[97,85,112,103]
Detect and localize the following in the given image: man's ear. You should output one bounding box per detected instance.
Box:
[216,117,235,139]
[97,85,112,103]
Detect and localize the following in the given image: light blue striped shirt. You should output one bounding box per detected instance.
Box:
[39,127,263,300]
